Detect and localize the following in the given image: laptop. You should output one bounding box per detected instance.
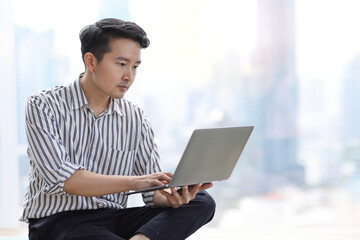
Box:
[126,126,254,195]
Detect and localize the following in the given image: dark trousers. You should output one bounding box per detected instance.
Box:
[28,191,215,240]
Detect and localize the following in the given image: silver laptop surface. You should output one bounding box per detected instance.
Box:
[126,126,254,195]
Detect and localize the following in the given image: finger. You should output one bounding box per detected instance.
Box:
[177,186,189,199]
[159,189,177,206]
[190,184,201,193]
[178,186,192,204]
[182,185,189,194]
[152,179,165,187]
[172,187,187,205]
[152,172,171,183]
[199,182,213,191]
[159,172,172,182]
[170,187,181,198]
[158,189,171,198]
[188,184,201,198]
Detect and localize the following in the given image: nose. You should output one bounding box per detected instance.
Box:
[124,67,135,82]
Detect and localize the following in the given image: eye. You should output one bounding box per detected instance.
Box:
[117,62,126,67]
[133,65,139,69]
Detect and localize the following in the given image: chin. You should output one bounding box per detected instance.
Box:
[112,94,125,99]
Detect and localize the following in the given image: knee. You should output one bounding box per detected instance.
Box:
[199,191,216,210]
[196,191,216,221]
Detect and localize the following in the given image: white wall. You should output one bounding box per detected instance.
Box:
[0,0,21,227]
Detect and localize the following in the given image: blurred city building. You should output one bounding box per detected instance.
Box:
[1,0,360,232]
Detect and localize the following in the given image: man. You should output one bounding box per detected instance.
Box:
[20,18,215,240]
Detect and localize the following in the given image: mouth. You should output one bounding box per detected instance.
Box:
[117,85,128,91]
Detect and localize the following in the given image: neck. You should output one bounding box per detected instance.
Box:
[80,72,110,116]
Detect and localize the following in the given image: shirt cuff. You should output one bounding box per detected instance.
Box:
[43,161,83,195]
[142,191,156,207]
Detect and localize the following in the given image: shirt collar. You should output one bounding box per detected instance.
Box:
[109,98,126,117]
[71,78,88,110]
[71,77,125,117]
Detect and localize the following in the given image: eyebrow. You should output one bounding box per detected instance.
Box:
[116,56,141,64]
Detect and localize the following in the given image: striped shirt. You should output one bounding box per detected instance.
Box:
[20,78,162,222]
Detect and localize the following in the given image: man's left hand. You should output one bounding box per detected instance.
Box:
[156,183,213,208]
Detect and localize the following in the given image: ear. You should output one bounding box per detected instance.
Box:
[84,52,97,72]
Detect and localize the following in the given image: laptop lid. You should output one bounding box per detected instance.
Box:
[126,126,253,195]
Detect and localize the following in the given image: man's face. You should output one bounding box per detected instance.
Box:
[91,38,141,99]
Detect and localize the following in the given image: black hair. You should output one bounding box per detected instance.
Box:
[79,18,150,63]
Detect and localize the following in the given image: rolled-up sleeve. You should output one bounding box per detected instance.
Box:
[25,95,83,195]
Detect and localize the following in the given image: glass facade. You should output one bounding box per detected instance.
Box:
[1,0,360,236]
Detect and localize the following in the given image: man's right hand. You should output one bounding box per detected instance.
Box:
[132,172,173,190]
[64,170,173,197]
